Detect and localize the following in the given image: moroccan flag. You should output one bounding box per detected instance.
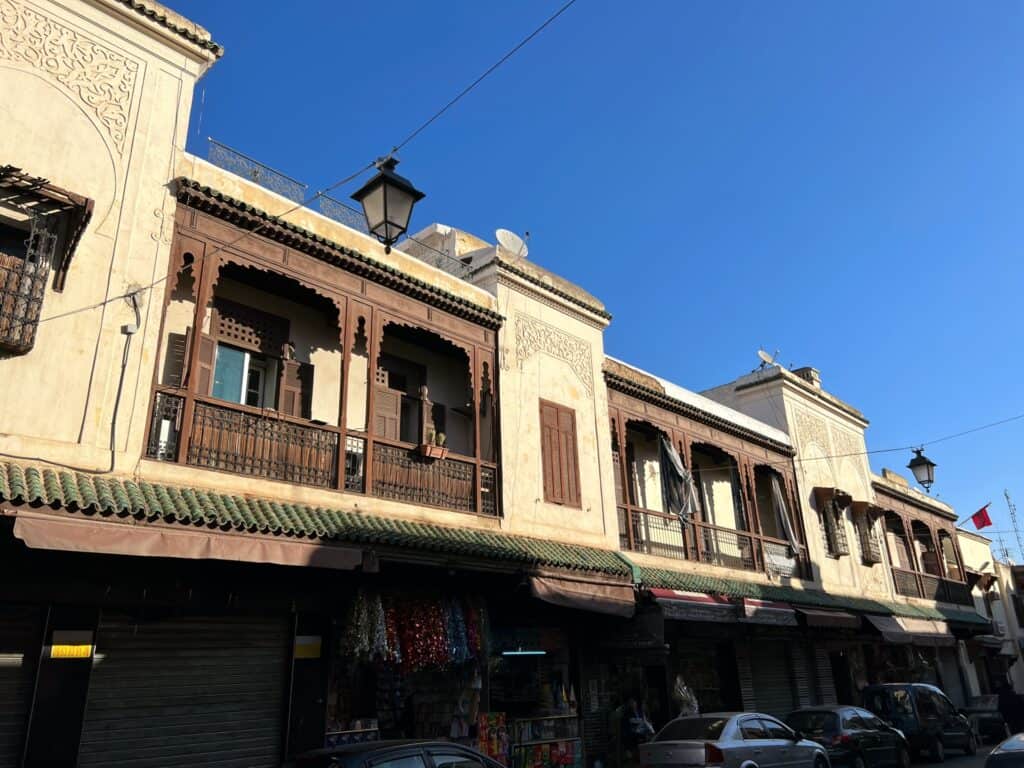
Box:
[971,505,993,530]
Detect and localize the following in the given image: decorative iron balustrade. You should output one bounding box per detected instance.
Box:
[371,443,477,514]
[344,435,366,492]
[617,508,785,575]
[187,399,339,488]
[696,520,758,572]
[0,216,57,354]
[319,196,368,234]
[920,573,945,601]
[944,579,972,606]
[208,139,307,203]
[891,567,972,605]
[146,392,184,460]
[480,466,498,517]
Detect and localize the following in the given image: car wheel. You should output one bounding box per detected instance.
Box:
[896,746,911,768]
[853,755,867,768]
[814,755,828,768]
[929,738,945,764]
[964,733,977,756]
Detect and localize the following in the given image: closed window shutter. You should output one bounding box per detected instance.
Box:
[195,333,216,395]
[279,360,313,418]
[374,386,401,440]
[540,401,581,508]
[558,407,580,507]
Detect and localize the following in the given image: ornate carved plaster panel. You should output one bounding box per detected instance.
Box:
[792,405,830,454]
[511,313,594,396]
[0,0,139,154]
[830,426,862,463]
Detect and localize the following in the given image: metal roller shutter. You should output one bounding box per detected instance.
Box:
[749,639,796,717]
[814,647,837,705]
[791,643,812,707]
[0,605,41,768]
[735,642,755,711]
[937,647,966,707]
[79,614,289,768]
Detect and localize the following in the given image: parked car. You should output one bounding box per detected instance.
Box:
[295,740,505,768]
[861,683,977,762]
[986,733,1024,768]
[640,712,830,768]
[962,694,1012,743]
[786,706,910,768]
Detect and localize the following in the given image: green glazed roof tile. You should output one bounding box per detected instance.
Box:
[0,461,629,577]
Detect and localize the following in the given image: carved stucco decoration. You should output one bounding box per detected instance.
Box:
[0,0,139,154]
[791,405,835,480]
[830,426,862,463]
[513,313,594,396]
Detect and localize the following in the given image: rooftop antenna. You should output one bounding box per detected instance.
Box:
[997,534,1012,563]
[757,349,780,369]
[1005,489,1024,562]
[495,228,529,260]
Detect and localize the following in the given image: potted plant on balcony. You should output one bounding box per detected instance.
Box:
[419,429,449,460]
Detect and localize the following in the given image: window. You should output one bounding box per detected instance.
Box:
[856,510,883,565]
[656,717,728,741]
[821,500,850,557]
[915,689,938,718]
[0,167,92,354]
[211,343,278,408]
[429,753,487,768]
[842,712,867,730]
[371,755,427,768]
[760,718,793,740]
[786,710,838,737]
[740,719,768,739]
[540,400,581,507]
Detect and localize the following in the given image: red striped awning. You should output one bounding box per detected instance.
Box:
[737,597,798,626]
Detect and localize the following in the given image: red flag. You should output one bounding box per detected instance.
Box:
[971,505,993,530]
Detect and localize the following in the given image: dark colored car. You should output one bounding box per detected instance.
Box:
[786,706,910,768]
[962,695,1012,743]
[295,740,504,768]
[986,733,1024,768]
[861,683,977,762]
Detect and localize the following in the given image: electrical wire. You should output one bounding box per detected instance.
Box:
[390,0,581,154]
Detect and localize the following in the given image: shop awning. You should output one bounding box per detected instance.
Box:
[865,614,913,644]
[530,573,635,617]
[865,614,955,647]
[797,607,861,630]
[12,510,366,571]
[972,634,1005,650]
[737,597,798,627]
[900,618,956,647]
[1001,639,1019,658]
[651,588,737,623]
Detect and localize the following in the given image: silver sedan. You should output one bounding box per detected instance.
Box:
[640,713,831,768]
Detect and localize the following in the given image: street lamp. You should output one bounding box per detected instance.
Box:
[351,156,425,252]
[907,448,937,492]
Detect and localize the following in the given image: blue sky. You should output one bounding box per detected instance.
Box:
[173,1,1024,553]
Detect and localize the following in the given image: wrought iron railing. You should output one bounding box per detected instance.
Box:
[617,508,789,575]
[146,391,184,460]
[319,195,368,234]
[146,392,500,516]
[372,442,477,513]
[695,520,758,572]
[187,399,340,488]
[920,573,945,601]
[208,139,307,203]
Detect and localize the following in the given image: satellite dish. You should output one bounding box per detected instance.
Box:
[757,349,778,368]
[496,228,528,259]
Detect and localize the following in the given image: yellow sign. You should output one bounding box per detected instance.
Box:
[294,635,322,659]
[51,644,92,659]
[50,630,94,659]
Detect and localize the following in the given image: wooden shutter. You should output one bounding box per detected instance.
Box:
[374,386,401,440]
[540,400,581,508]
[279,360,313,418]
[195,333,216,395]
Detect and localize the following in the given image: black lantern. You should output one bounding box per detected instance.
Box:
[351,156,425,252]
[907,448,937,492]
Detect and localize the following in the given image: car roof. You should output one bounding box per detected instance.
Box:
[302,741,476,762]
[789,706,848,713]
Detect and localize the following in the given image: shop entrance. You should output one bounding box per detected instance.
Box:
[0,604,42,767]
[829,651,854,704]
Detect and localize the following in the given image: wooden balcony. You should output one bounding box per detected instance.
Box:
[618,507,806,579]
[146,389,498,516]
[891,566,972,605]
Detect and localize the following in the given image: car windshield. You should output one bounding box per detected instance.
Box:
[656,718,729,742]
[786,711,838,736]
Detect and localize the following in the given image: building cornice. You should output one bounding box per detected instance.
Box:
[732,368,869,427]
[174,178,504,331]
[604,370,795,457]
[872,476,957,521]
[104,0,223,59]
[489,257,612,323]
